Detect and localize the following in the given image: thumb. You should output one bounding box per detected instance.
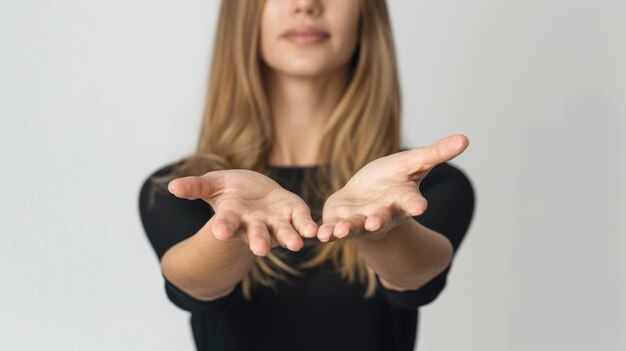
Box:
[168,171,226,200]
[406,134,469,172]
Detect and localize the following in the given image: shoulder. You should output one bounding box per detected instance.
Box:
[142,158,185,184]
[138,158,214,260]
[418,161,475,218]
[142,157,191,186]
[422,161,473,190]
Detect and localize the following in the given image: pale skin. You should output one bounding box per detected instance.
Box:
[160,0,467,300]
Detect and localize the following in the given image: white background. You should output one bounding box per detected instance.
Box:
[1,1,624,350]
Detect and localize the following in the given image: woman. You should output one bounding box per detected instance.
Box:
[138,0,475,350]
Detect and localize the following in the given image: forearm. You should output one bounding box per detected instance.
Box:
[353,219,453,291]
[160,217,255,301]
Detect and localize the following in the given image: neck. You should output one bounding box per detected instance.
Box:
[265,66,349,166]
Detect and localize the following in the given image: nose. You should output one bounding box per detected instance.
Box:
[292,0,323,17]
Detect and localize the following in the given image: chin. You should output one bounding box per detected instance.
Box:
[279,61,336,78]
[262,46,340,77]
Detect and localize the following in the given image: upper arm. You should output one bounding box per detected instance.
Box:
[138,163,236,313]
[137,164,214,262]
[416,161,475,254]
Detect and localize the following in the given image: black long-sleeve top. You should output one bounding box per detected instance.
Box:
[138,159,475,351]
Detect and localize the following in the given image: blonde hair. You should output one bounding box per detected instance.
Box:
[153,0,401,300]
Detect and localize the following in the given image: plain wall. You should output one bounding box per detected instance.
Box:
[1,1,624,350]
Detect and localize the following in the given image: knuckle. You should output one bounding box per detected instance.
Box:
[277,207,293,220]
[245,222,263,235]
[292,215,306,227]
[274,224,290,236]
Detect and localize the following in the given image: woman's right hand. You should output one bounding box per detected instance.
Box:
[166,169,318,256]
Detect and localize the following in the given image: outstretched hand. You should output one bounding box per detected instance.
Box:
[164,134,469,254]
[316,134,470,242]
[167,169,319,256]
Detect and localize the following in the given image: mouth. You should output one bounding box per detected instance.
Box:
[282,26,330,45]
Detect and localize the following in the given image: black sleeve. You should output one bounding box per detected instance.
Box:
[138,161,236,313]
[375,161,475,309]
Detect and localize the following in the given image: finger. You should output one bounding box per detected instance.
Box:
[398,192,428,217]
[317,216,340,243]
[291,205,318,238]
[406,134,469,173]
[210,209,241,240]
[271,220,304,251]
[364,208,392,232]
[333,214,366,239]
[246,220,271,256]
[167,171,226,200]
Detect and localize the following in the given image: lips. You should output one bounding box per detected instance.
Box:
[282,27,329,44]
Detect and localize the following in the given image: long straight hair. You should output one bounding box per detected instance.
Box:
[153,0,402,300]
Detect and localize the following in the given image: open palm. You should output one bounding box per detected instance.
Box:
[168,169,318,256]
[317,134,470,242]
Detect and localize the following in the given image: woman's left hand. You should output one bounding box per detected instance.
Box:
[316,134,470,242]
